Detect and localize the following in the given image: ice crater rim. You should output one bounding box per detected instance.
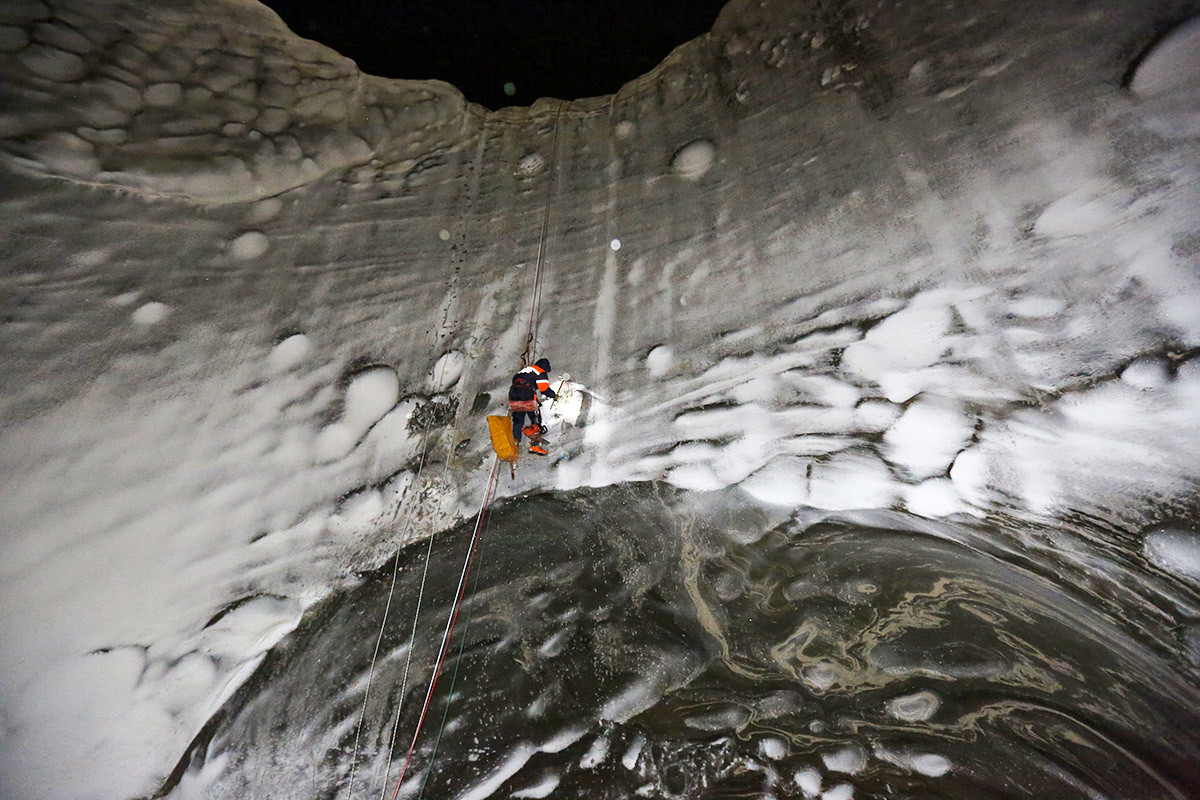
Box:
[256,0,733,111]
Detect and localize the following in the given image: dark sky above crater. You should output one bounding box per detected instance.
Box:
[258,0,730,109]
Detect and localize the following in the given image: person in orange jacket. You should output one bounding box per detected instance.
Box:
[508,358,557,456]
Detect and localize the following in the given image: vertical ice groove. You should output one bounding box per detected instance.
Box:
[592,154,622,399]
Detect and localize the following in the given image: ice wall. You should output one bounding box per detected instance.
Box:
[0,0,469,201]
[1,0,1199,798]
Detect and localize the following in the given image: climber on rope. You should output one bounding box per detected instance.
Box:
[509,358,557,456]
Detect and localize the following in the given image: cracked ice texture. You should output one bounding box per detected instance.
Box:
[1,0,1200,798]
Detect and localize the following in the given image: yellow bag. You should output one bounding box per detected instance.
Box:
[487,415,519,463]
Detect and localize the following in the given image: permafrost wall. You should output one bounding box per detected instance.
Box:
[2,0,1199,797]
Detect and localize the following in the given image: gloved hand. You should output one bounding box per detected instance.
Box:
[543,388,557,400]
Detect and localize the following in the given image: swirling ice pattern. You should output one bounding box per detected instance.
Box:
[171,484,1200,800]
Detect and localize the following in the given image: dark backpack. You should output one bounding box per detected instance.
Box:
[509,371,536,402]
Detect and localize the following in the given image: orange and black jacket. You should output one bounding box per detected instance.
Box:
[516,363,557,399]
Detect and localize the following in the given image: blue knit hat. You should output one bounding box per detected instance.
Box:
[535,358,551,372]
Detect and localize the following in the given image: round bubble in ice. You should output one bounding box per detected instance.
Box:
[231,231,269,260]
[132,301,169,325]
[671,139,716,179]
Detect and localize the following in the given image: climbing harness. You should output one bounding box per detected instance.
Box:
[489,101,564,473]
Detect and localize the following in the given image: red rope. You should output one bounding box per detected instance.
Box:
[384,104,561,800]
[387,457,500,800]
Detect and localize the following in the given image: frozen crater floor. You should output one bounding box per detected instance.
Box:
[169,486,1200,800]
[1,0,1200,798]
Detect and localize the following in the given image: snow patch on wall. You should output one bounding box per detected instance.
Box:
[268,334,312,373]
[646,344,674,376]
[822,744,867,775]
[314,366,401,463]
[132,301,170,325]
[429,350,466,391]
[230,231,269,260]
[1130,16,1200,98]
[671,139,716,179]
[1144,526,1200,583]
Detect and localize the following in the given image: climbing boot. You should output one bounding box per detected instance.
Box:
[522,425,541,438]
[529,444,549,456]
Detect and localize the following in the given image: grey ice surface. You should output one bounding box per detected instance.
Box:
[1,0,1199,798]
[170,486,1200,799]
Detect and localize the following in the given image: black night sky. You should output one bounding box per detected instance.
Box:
[258,0,730,109]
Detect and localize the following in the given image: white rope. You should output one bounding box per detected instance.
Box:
[355,128,497,798]
[344,544,402,798]
[385,456,500,799]
[369,343,475,796]
[345,326,456,798]
[371,526,436,800]
[345,425,437,800]
[350,103,558,798]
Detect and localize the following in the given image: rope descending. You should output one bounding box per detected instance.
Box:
[387,456,501,799]
[522,100,564,367]
[344,407,443,800]
[349,101,562,800]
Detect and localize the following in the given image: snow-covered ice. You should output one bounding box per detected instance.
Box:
[621,735,645,769]
[821,744,867,775]
[510,773,561,798]
[794,767,822,798]
[579,734,610,768]
[1129,15,1200,98]
[267,333,312,373]
[132,300,170,325]
[428,349,466,391]
[1144,527,1200,584]
[230,230,269,260]
[876,747,953,777]
[883,398,974,480]
[821,783,855,800]
[314,365,401,462]
[759,735,788,760]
